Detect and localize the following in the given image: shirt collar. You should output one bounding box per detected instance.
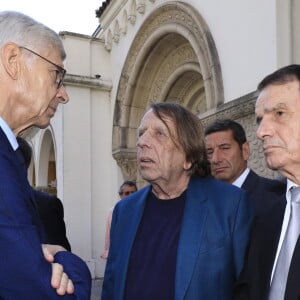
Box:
[232,167,250,188]
[286,179,300,204]
[0,117,18,150]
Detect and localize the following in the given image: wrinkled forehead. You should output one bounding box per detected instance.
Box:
[140,109,175,128]
[255,81,297,114]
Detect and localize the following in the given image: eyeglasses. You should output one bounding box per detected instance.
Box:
[19,46,66,89]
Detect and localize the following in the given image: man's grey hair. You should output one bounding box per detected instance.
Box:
[0,11,65,60]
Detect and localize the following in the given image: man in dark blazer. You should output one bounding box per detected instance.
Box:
[102,102,253,300]
[0,11,90,299]
[204,118,285,216]
[34,190,72,251]
[234,64,300,299]
[17,136,72,251]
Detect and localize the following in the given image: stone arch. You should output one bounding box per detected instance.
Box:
[35,129,57,194]
[112,2,223,182]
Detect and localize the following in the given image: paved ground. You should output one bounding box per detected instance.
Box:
[91,278,103,300]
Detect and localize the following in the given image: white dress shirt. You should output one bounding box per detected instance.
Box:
[232,167,250,188]
[0,117,18,150]
[270,179,298,283]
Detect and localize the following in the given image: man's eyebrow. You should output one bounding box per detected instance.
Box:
[262,102,288,113]
[255,102,288,123]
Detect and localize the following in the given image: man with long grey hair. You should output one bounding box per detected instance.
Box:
[102,102,253,300]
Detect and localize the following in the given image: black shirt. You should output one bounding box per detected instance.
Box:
[124,190,186,300]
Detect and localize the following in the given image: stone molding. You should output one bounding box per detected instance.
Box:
[112,148,137,181]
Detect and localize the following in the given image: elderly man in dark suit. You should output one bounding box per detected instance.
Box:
[204,119,285,216]
[234,64,300,299]
[0,11,90,299]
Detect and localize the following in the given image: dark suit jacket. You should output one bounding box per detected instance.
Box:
[34,190,71,251]
[234,171,291,300]
[102,176,254,300]
[242,169,286,216]
[0,128,91,299]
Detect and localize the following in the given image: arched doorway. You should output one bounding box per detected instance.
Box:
[112,2,223,184]
[36,129,57,195]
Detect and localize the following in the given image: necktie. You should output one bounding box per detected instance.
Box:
[268,187,300,300]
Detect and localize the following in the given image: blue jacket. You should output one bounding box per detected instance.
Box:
[102,176,253,300]
[0,128,91,299]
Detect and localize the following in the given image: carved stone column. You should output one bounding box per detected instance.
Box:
[112,149,137,181]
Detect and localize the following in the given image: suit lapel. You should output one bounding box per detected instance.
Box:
[241,170,258,192]
[175,177,208,300]
[117,187,150,299]
[243,194,286,299]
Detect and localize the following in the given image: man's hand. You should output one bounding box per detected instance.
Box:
[42,244,74,295]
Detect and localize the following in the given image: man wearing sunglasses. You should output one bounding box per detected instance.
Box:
[0,11,91,299]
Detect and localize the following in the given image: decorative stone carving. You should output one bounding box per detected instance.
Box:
[113,20,120,43]
[113,149,137,181]
[105,29,113,51]
[113,33,120,43]
[137,0,146,14]
[128,0,137,25]
[121,10,128,34]
[128,14,136,25]
[137,3,145,14]
[148,43,198,103]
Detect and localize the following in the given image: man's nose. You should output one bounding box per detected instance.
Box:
[57,85,69,104]
[137,132,151,148]
[256,117,272,140]
[211,150,221,163]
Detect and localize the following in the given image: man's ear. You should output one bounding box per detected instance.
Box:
[242,141,250,161]
[1,42,21,80]
[183,160,192,171]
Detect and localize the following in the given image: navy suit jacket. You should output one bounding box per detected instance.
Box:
[242,169,286,216]
[0,128,91,299]
[102,176,254,300]
[234,172,290,299]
